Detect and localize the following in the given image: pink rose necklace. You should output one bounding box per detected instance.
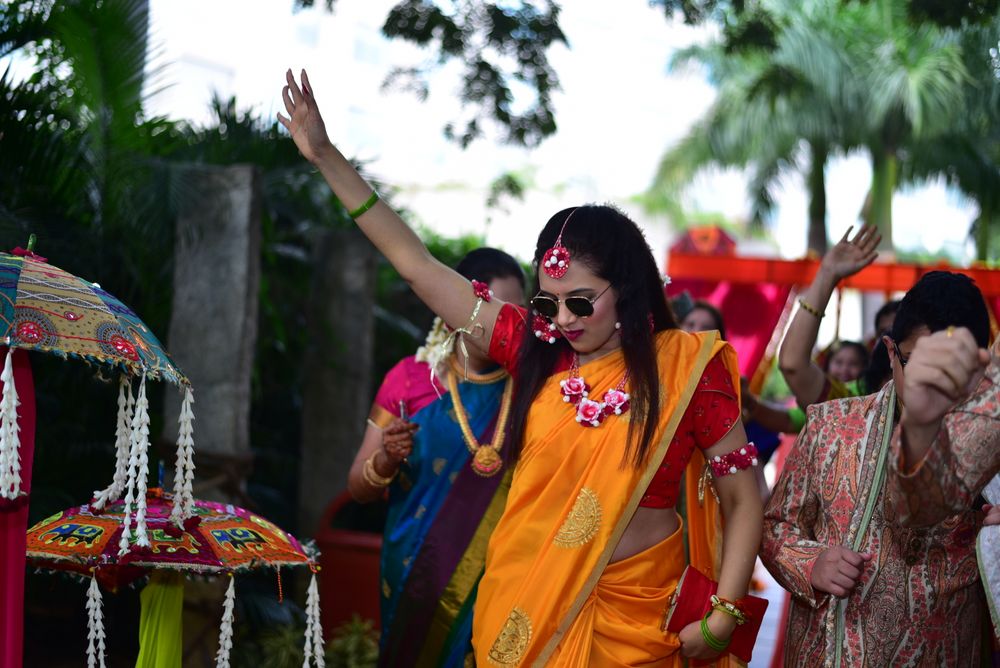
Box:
[559,353,630,427]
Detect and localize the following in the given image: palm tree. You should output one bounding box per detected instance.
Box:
[901,15,1000,261]
[648,0,858,254]
[821,0,969,248]
[649,0,973,253]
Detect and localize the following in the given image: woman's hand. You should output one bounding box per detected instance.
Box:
[678,612,733,660]
[277,69,334,164]
[820,225,880,282]
[381,418,418,465]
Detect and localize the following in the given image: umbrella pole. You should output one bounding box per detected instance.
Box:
[0,349,35,668]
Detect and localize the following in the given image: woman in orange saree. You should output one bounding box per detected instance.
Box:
[277,69,764,666]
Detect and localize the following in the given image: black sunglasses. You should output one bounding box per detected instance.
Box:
[530,284,611,319]
[891,339,909,367]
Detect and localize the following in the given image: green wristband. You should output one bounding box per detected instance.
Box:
[700,611,730,653]
[348,191,379,218]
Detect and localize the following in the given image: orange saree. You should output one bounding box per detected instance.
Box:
[473,330,741,667]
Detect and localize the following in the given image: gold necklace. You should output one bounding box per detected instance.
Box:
[448,354,507,384]
[446,367,513,477]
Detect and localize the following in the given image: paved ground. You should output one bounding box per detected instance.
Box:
[749,558,787,668]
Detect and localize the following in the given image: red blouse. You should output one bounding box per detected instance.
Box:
[489,304,740,509]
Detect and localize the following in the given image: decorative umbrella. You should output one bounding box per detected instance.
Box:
[27,488,324,668]
[1,241,197,668]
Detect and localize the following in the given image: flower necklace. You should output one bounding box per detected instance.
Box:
[559,353,630,427]
[447,357,512,477]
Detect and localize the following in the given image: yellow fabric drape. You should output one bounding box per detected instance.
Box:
[473,330,741,667]
[136,571,184,668]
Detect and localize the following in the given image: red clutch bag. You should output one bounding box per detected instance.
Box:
[662,565,769,664]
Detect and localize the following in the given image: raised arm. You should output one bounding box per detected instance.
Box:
[887,327,995,526]
[778,226,879,407]
[277,69,503,354]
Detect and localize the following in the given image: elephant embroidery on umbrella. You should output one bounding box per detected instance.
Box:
[211,527,270,553]
[148,529,202,555]
[40,523,104,547]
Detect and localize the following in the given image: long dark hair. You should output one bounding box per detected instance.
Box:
[507,205,677,469]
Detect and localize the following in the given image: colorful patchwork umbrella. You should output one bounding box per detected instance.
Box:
[27,488,324,668]
[0,242,197,668]
[0,247,185,383]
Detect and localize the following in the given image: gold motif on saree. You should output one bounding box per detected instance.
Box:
[487,607,532,666]
[433,458,447,475]
[553,487,601,548]
[381,578,391,598]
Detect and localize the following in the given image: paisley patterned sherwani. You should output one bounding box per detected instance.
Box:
[762,382,985,667]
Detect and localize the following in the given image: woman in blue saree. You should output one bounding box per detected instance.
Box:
[348,248,526,667]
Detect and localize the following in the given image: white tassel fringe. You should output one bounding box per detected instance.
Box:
[118,372,151,555]
[215,576,236,668]
[93,376,134,509]
[0,347,21,500]
[303,573,325,668]
[169,386,196,527]
[86,576,107,668]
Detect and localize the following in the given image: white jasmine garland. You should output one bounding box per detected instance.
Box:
[302,572,326,668]
[86,576,107,668]
[169,386,196,527]
[93,376,134,510]
[0,347,21,500]
[215,576,236,668]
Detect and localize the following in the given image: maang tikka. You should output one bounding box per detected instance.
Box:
[541,208,578,279]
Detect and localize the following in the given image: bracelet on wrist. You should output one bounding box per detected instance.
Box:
[710,594,748,625]
[700,611,730,653]
[797,297,824,319]
[363,453,396,488]
[348,191,379,219]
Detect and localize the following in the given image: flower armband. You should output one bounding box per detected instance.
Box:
[471,279,493,302]
[708,442,759,478]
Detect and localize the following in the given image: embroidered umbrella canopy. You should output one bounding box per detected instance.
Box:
[0,244,196,530]
[0,248,185,383]
[0,242,197,668]
[26,488,324,668]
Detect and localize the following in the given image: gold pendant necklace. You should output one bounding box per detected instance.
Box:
[446,363,512,478]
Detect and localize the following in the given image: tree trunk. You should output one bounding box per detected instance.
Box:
[976,199,993,263]
[163,164,261,501]
[298,227,377,539]
[806,141,829,255]
[867,148,896,252]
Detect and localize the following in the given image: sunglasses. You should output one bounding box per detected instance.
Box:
[890,339,909,367]
[530,284,611,319]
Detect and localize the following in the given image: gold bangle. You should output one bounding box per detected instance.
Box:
[710,594,748,625]
[798,298,824,319]
[363,454,396,488]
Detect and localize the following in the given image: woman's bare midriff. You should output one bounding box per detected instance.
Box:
[610,505,680,563]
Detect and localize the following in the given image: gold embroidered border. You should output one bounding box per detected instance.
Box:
[488,607,532,667]
[553,487,601,548]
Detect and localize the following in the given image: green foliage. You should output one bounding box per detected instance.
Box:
[232,614,378,668]
[325,616,379,668]
[372,226,487,386]
[296,0,565,148]
[650,0,995,255]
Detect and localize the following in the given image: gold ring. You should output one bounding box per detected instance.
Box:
[946,326,955,338]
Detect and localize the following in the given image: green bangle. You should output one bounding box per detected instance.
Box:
[348,191,379,219]
[700,611,730,653]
